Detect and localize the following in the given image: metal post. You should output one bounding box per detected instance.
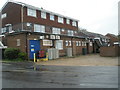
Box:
[34,53,36,62]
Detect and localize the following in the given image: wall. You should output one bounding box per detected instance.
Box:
[4,33,90,59]
[100,45,120,57]
[106,34,118,46]
[23,7,78,31]
[2,2,21,27]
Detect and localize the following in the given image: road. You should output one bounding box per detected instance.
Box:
[1,62,119,88]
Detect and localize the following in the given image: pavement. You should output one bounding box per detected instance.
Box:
[1,64,119,88]
[36,54,118,66]
[1,54,119,88]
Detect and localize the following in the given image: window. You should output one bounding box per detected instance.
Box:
[66,19,70,24]
[56,40,63,50]
[43,40,53,46]
[90,42,92,46]
[17,39,20,46]
[61,29,65,32]
[1,13,7,19]
[58,16,63,23]
[34,24,45,33]
[27,8,36,17]
[1,27,6,34]
[65,41,68,46]
[74,31,77,34]
[68,30,74,36]
[82,41,84,46]
[41,12,46,19]
[50,14,54,21]
[69,41,72,46]
[52,27,61,34]
[84,42,86,46]
[76,41,79,46]
[72,21,77,27]
[79,41,81,46]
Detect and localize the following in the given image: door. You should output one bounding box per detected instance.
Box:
[86,43,89,54]
[29,40,40,59]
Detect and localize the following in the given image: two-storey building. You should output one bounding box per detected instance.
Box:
[0,0,93,59]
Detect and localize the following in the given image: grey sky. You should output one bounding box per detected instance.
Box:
[0,0,119,35]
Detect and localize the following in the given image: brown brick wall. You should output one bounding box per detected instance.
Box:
[2,2,21,27]
[100,45,120,57]
[5,33,26,53]
[5,33,90,58]
[106,34,119,46]
[23,7,78,31]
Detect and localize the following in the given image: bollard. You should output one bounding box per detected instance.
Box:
[34,53,36,62]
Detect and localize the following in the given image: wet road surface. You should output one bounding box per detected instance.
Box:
[1,62,118,88]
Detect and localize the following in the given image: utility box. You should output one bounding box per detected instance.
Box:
[67,48,72,57]
[47,48,59,60]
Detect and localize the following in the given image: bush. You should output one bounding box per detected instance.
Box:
[4,48,20,60]
[18,52,27,60]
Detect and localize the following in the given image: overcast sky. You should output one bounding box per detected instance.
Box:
[0,0,119,35]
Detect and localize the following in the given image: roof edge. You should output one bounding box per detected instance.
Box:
[1,0,79,21]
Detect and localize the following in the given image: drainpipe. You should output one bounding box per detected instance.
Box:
[21,4,25,31]
[25,32,28,59]
[71,37,74,56]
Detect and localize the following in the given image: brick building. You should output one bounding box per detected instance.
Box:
[0,0,94,59]
[105,33,119,46]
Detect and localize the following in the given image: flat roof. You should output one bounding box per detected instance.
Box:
[1,0,79,21]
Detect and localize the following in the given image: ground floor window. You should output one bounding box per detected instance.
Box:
[43,40,53,46]
[56,40,63,50]
[17,39,20,46]
[90,42,93,46]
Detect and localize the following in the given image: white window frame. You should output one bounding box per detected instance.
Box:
[84,42,86,46]
[1,27,6,34]
[66,19,70,24]
[68,30,74,36]
[1,13,7,19]
[52,27,61,34]
[58,16,63,23]
[90,42,93,46]
[17,39,20,46]
[43,40,53,46]
[79,41,81,46]
[65,41,68,46]
[34,24,45,33]
[56,40,63,50]
[41,12,46,19]
[69,41,72,46]
[72,21,77,27]
[82,41,84,46]
[27,8,36,17]
[76,41,79,46]
[50,14,54,21]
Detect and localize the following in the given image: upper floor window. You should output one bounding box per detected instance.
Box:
[34,24,45,33]
[50,14,54,21]
[58,16,63,23]
[72,21,77,27]
[66,19,70,24]
[41,12,46,19]
[52,27,61,34]
[27,8,36,17]
[68,30,74,36]
[1,27,6,34]
[1,13,7,19]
